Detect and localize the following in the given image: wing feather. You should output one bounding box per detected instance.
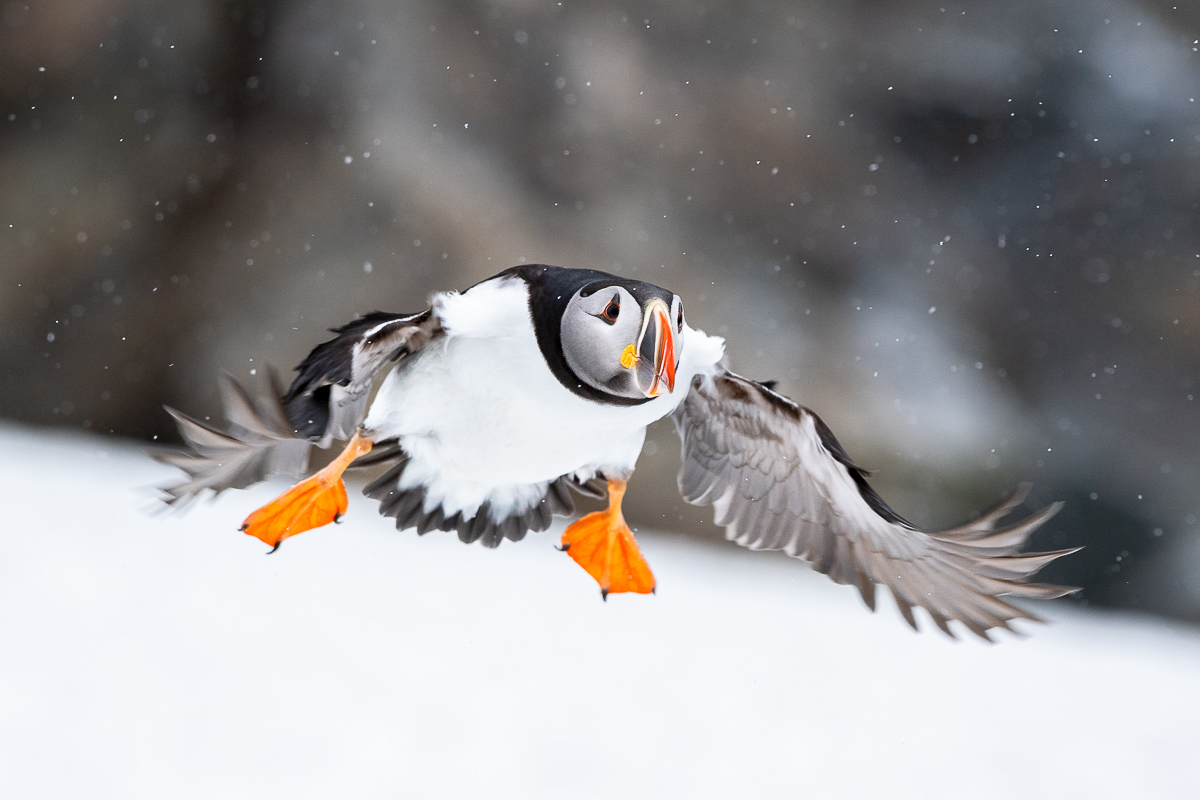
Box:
[155,370,310,505]
[284,309,441,443]
[158,309,440,504]
[672,368,1079,640]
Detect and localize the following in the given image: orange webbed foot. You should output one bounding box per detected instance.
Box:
[241,476,350,551]
[560,479,655,597]
[240,433,372,550]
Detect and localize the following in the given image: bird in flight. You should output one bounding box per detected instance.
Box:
[159,265,1078,639]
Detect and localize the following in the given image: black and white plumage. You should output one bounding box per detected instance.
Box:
[160,264,1077,639]
[283,309,441,443]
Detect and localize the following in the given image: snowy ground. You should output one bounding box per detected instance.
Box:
[0,423,1197,799]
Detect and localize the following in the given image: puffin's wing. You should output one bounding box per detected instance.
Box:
[156,368,311,506]
[282,309,441,442]
[671,368,1079,640]
[158,309,440,504]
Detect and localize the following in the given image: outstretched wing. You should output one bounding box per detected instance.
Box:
[671,368,1079,640]
[158,309,441,504]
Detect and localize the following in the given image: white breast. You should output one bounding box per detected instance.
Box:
[363,276,724,521]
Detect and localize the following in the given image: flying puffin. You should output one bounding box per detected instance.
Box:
[159,265,1078,639]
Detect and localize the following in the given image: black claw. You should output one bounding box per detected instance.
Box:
[651,586,656,595]
[266,542,281,555]
[555,543,571,552]
[334,513,343,524]
[600,588,609,601]
[239,523,248,531]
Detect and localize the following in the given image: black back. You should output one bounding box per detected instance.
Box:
[496,264,676,406]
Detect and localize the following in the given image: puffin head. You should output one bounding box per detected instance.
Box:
[560,279,683,401]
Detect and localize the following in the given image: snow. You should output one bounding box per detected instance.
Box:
[1,423,1198,799]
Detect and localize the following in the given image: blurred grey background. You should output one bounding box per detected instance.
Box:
[2,0,1198,621]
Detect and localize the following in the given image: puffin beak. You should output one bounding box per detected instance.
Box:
[634,299,676,397]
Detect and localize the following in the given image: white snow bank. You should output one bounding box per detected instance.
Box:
[0,423,1197,799]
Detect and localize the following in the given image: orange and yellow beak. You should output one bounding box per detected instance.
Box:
[623,299,676,397]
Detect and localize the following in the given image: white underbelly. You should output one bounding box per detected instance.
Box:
[363,333,673,517]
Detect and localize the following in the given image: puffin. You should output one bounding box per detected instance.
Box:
[159,264,1078,639]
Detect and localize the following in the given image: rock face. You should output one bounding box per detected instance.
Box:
[1,1,1197,617]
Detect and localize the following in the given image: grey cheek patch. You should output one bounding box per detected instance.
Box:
[603,373,635,394]
[561,302,612,391]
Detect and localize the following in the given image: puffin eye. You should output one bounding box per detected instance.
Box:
[601,295,620,324]
[677,304,684,332]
